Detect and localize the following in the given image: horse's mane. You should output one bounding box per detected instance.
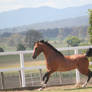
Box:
[39,40,64,57]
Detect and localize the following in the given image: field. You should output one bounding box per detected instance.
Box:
[1,85,92,92]
[0,53,45,69]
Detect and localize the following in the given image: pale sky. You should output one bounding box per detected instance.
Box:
[0,0,92,12]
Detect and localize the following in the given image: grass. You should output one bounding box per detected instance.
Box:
[0,53,45,69]
[0,60,45,69]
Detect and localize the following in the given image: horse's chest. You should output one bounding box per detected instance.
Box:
[46,57,61,69]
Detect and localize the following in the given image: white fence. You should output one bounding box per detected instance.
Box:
[0,46,92,88]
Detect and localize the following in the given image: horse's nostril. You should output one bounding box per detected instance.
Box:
[32,55,34,59]
[32,55,36,59]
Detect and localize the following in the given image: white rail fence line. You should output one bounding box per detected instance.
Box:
[0,46,92,87]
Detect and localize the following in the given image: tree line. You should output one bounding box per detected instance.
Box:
[0,10,92,52]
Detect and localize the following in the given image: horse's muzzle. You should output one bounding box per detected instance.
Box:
[32,55,36,59]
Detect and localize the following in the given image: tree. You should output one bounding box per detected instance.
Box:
[65,36,80,46]
[88,9,92,44]
[17,44,26,51]
[8,33,25,47]
[0,47,4,52]
[25,30,43,48]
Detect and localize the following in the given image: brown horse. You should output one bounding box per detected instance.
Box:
[32,40,92,90]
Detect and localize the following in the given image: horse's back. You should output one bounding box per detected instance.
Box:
[65,54,88,63]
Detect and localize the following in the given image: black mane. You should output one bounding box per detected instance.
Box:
[39,40,64,57]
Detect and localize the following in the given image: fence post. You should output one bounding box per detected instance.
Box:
[18,71,22,87]
[74,49,80,84]
[0,72,5,89]
[30,73,34,86]
[39,68,43,82]
[59,72,62,85]
[19,52,26,87]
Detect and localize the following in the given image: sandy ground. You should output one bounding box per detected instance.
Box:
[1,84,92,92]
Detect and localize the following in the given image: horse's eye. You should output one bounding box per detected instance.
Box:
[35,48,38,51]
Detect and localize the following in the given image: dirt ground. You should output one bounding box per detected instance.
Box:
[0,84,92,92]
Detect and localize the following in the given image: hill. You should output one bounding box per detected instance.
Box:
[0,4,92,29]
[0,15,89,33]
[28,16,88,29]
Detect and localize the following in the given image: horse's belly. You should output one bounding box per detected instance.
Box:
[58,66,77,72]
[57,61,77,72]
[46,60,78,72]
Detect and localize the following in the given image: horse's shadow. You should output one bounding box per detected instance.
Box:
[64,86,92,91]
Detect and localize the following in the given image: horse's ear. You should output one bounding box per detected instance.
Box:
[33,40,37,46]
[46,40,49,43]
[40,40,44,43]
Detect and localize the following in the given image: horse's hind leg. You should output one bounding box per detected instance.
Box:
[77,60,92,87]
[78,67,92,87]
[82,70,92,87]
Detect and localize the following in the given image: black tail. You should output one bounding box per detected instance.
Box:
[86,48,92,57]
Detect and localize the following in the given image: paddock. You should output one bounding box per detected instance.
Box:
[0,46,92,91]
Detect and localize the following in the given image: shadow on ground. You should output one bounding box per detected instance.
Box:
[0,86,41,91]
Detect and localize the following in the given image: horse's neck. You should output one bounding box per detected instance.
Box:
[42,46,56,60]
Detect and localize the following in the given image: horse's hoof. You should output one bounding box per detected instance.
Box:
[82,84,86,88]
[74,83,81,88]
[82,82,87,88]
[38,88,43,91]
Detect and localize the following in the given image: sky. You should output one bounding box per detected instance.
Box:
[0,0,92,12]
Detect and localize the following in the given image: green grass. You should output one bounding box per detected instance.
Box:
[0,53,45,69]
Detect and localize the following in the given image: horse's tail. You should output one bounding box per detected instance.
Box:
[86,48,92,57]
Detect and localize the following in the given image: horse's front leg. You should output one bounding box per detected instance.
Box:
[39,71,53,91]
[42,72,50,86]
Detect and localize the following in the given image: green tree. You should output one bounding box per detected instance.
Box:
[25,30,43,48]
[65,36,80,46]
[0,47,4,52]
[17,44,26,51]
[88,9,92,44]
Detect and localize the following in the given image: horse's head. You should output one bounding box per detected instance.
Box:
[32,41,43,59]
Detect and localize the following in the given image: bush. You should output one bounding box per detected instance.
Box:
[0,47,4,52]
[17,44,26,51]
[25,30,43,49]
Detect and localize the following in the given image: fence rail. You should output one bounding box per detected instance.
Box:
[0,45,92,89]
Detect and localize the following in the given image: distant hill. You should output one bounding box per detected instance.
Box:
[0,4,92,29]
[28,16,88,29]
[0,15,89,33]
